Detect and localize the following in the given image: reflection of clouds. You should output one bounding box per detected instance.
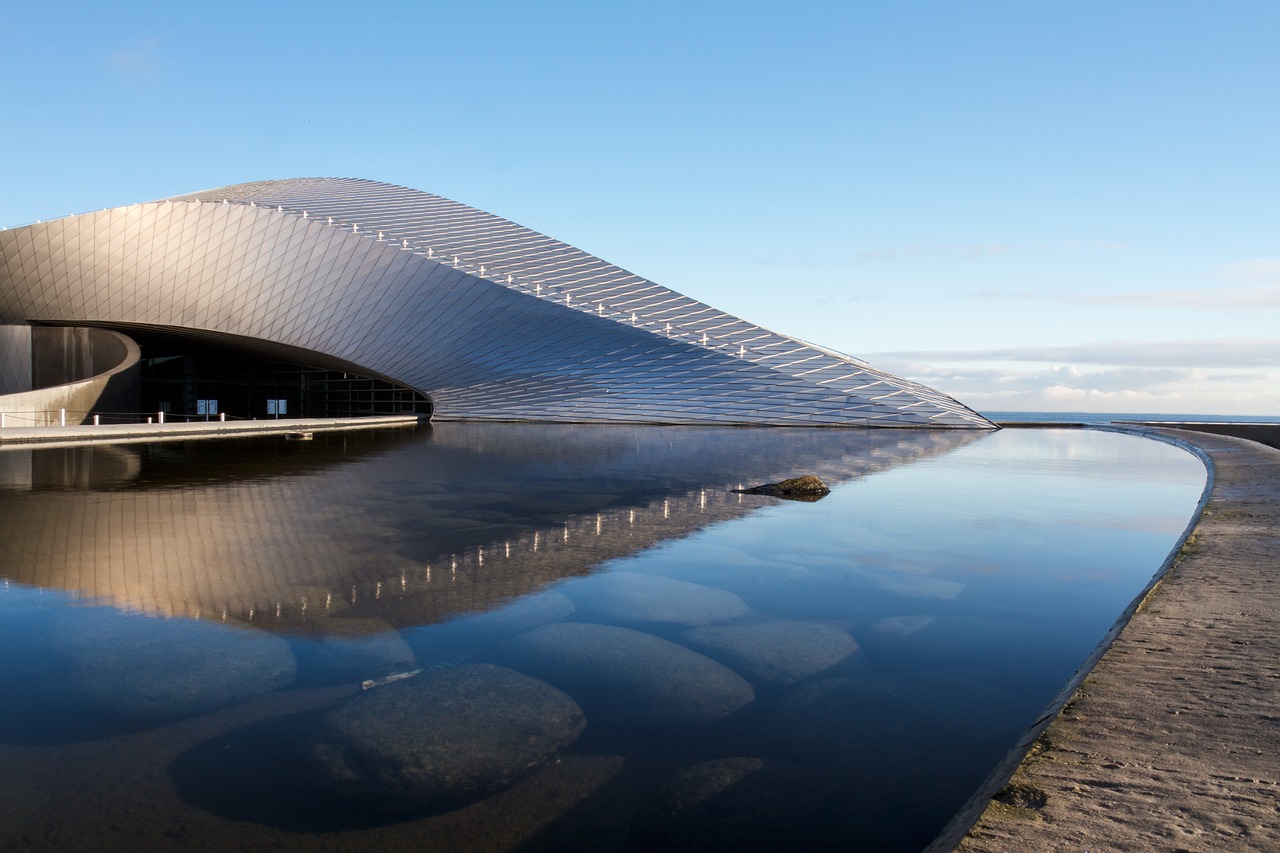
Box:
[0,425,984,634]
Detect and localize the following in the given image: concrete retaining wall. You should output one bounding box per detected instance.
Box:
[0,329,140,426]
[0,324,32,394]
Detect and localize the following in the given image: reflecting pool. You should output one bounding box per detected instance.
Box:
[0,424,1205,851]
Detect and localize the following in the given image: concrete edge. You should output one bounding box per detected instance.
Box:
[0,415,426,449]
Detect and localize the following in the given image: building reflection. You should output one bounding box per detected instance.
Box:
[0,424,987,633]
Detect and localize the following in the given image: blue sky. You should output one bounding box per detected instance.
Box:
[4,1,1277,414]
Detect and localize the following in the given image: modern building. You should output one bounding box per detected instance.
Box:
[0,178,994,428]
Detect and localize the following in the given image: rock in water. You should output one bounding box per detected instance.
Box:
[761,673,1022,814]
[500,623,755,728]
[308,663,585,810]
[681,620,858,687]
[51,607,295,723]
[733,475,830,501]
[563,572,751,626]
[631,757,911,852]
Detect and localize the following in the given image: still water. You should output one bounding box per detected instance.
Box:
[0,424,1205,851]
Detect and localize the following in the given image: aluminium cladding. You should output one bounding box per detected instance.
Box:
[0,177,994,428]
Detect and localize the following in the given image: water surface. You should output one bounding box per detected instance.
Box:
[0,424,1204,851]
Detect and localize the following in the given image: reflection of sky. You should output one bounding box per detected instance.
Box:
[0,426,1202,667]
[0,426,1208,852]
[591,428,1205,706]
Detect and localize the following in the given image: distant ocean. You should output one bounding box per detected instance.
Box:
[984,411,1279,426]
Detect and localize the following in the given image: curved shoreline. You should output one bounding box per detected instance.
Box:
[931,426,1280,851]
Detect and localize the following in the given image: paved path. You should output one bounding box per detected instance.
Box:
[935,428,1279,852]
[0,414,424,447]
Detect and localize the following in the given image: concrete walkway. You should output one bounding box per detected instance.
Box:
[0,414,425,447]
[933,428,1279,852]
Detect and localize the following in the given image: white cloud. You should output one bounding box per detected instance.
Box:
[958,383,1280,416]
[108,37,165,77]
[852,239,1126,266]
[868,338,1280,367]
[866,344,1280,415]
[960,283,1280,311]
[1062,285,1280,311]
[895,364,1204,394]
[1219,258,1280,282]
[852,243,1013,264]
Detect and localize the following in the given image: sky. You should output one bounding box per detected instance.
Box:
[2,1,1277,415]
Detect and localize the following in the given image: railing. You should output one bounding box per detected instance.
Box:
[0,409,249,428]
[203,199,795,365]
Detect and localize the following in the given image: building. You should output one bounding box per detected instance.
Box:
[0,178,993,428]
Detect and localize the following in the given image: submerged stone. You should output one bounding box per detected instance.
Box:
[500,622,755,728]
[308,663,585,811]
[760,673,1023,811]
[631,757,910,852]
[50,607,295,722]
[870,615,935,636]
[563,572,751,626]
[680,619,858,687]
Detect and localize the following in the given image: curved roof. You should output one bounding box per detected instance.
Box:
[0,178,993,427]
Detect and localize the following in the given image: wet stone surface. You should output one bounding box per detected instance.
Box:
[631,756,911,852]
[499,622,756,728]
[680,619,858,687]
[760,673,1024,831]
[562,572,752,626]
[49,607,296,724]
[307,663,585,811]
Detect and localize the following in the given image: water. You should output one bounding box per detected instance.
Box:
[0,423,1206,851]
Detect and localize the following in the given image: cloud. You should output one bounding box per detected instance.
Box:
[893,364,1203,393]
[867,338,1280,368]
[959,382,1280,416]
[812,293,885,304]
[867,348,1280,415]
[961,289,1043,301]
[960,284,1280,311]
[1061,285,1280,311]
[852,243,1013,264]
[1030,366,1197,392]
[956,258,1280,311]
[852,240,1125,266]
[108,37,165,77]
[1219,258,1280,282]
